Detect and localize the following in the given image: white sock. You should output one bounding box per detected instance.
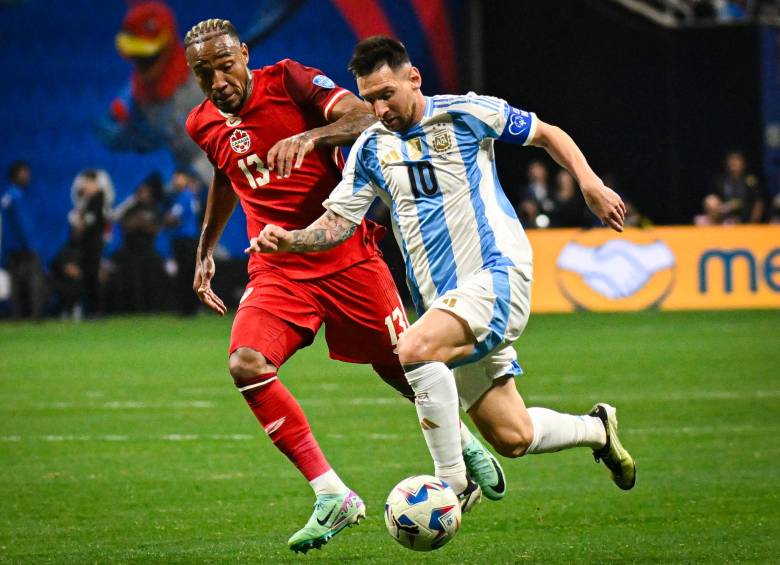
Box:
[526,407,606,454]
[309,469,349,496]
[459,420,473,450]
[405,362,467,492]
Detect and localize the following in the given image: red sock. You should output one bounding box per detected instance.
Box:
[239,372,331,481]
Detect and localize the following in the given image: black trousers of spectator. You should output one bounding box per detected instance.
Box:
[172,237,199,316]
[114,239,166,313]
[8,251,47,320]
[79,235,103,315]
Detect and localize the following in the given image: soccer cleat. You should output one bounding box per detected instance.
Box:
[287,489,366,554]
[462,434,507,501]
[456,479,482,513]
[589,403,637,491]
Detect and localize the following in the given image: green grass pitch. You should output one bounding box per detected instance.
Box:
[1,310,779,563]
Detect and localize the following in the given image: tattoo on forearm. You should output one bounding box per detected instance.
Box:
[316,110,378,146]
[288,211,358,252]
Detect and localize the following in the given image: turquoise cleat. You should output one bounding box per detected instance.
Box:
[288,489,366,554]
[462,434,507,501]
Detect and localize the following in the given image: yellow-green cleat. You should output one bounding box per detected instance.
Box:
[589,403,636,490]
[288,489,366,554]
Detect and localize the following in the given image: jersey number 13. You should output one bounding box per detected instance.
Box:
[238,154,270,190]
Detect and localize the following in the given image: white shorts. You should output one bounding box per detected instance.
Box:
[429,265,532,411]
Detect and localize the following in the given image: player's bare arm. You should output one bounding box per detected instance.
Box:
[267,94,376,178]
[530,120,626,232]
[194,167,238,316]
[245,210,358,254]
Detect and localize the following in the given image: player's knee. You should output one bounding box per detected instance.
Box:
[489,427,534,459]
[229,347,275,387]
[397,331,438,365]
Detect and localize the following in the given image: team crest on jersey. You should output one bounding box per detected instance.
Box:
[312,74,335,89]
[226,116,242,127]
[432,130,453,153]
[230,129,251,154]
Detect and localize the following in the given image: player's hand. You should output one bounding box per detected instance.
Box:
[582,183,626,232]
[245,224,294,254]
[193,254,227,316]
[267,132,316,179]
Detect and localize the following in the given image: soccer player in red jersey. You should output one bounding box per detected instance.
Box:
[183,19,504,552]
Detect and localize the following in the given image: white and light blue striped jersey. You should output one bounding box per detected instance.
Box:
[324,93,537,313]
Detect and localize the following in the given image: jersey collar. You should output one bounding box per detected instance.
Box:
[393,96,432,140]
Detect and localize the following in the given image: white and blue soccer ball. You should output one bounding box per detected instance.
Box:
[384,475,461,551]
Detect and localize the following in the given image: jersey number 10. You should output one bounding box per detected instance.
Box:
[238,154,270,189]
[407,162,440,198]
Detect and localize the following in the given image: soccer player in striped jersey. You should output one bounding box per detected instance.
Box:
[250,36,637,510]
[184,23,504,552]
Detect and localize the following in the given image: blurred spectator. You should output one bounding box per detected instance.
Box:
[549,170,585,228]
[714,0,748,20]
[112,176,166,312]
[694,194,730,225]
[69,169,113,315]
[96,1,211,183]
[623,200,653,228]
[0,161,46,319]
[516,161,555,228]
[50,241,83,320]
[707,150,765,223]
[769,193,780,224]
[164,169,201,316]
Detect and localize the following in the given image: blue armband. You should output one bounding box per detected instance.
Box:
[498,106,537,145]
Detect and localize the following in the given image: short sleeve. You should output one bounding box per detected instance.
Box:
[323,132,380,224]
[439,92,537,145]
[498,105,538,146]
[185,108,219,168]
[282,59,351,121]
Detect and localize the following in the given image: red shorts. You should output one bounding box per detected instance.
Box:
[230,255,409,373]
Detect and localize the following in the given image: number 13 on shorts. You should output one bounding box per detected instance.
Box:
[384,306,410,354]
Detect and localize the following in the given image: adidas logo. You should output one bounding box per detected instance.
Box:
[420,418,439,430]
[264,417,286,435]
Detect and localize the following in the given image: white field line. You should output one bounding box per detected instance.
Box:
[13,390,780,412]
[1,424,778,444]
[0,434,255,442]
[297,390,780,406]
[41,400,215,410]
[519,390,780,404]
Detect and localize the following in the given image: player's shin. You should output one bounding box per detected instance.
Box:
[526,406,606,454]
[404,362,468,493]
[238,373,346,494]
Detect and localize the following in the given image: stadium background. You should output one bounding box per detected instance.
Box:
[1,0,779,562]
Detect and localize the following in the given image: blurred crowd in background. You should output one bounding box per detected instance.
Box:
[2,162,203,320]
[3,148,775,321]
[1,0,779,321]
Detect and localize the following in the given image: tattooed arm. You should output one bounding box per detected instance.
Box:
[245,209,359,254]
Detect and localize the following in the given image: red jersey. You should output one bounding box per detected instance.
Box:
[186,59,380,279]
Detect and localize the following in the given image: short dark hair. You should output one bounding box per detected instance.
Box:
[184,18,240,49]
[81,169,98,181]
[7,160,30,181]
[348,36,410,77]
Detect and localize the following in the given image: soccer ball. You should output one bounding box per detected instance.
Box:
[384,475,461,551]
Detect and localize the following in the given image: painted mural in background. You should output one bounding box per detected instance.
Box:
[0,0,462,263]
